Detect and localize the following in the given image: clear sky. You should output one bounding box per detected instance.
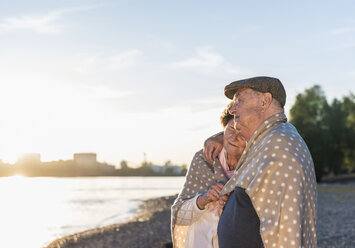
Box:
[0,0,354,166]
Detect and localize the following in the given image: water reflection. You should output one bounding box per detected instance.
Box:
[0,176,184,248]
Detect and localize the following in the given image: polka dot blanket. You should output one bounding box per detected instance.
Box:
[221,113,318,248]
[171,150,228,247]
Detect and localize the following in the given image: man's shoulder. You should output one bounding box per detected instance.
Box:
[264,122,302,143]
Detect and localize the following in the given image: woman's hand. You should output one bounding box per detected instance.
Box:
[196,183,224,210]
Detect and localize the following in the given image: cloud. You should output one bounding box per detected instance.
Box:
[331,27,355,35]
[170,47,252,76]
[172,48,224,68]
[0,6,95,34]
[109,50,143,69]
[80,84,132,99]
[70,49,143,73]
[329,42,355,50]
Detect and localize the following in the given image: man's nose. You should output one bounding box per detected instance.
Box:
[229,104,237,115]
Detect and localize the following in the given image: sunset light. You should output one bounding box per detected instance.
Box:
[1,1,354,247]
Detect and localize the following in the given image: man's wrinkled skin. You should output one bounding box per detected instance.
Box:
[204,89,279,160]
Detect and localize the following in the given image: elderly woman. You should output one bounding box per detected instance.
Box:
[171,103,246,248]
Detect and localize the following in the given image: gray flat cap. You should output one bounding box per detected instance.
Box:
[224,76,286,107]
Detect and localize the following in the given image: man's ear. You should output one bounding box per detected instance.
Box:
[261,92,273,109]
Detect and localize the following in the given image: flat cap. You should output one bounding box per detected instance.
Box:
[224,76,286,107]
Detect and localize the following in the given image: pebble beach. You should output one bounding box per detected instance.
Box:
[46,183,355,248]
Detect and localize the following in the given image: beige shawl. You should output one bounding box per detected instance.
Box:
[171,150,228,247]
[220,113,318,248]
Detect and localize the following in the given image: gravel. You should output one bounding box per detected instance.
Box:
[46,183,355,248]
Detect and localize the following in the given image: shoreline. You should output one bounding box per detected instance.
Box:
[45,195,176,248]
[46,182,355,248]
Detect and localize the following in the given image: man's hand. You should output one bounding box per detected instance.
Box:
[218,193,230,208]
[203,132,224,163]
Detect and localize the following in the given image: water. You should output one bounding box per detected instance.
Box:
[0,176,185,248]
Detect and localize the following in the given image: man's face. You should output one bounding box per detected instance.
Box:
[229,88,264,141]
[224,119,246,159]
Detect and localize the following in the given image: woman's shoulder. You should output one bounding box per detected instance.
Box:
[189,149,214,172]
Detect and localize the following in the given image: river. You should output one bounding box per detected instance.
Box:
[0,176,185,248]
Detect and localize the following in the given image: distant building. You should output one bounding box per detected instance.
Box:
[151,164,182,174]
[17,153,41,164]
[151,165,164,173]
[99,162,116,172]
[163,164,182,174]
[73,153,97,166]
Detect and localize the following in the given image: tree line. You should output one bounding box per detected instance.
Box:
[290,85,355,181]
[0,159,187,177]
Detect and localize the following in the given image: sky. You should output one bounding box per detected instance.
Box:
[0,0,355,167]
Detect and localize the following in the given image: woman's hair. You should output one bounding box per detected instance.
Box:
[220,101,234,128]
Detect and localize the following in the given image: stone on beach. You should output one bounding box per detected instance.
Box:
[46,184,355,248]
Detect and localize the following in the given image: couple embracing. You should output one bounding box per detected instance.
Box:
[171,77,318,248]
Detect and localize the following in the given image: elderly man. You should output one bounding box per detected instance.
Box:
[205,76,317,248]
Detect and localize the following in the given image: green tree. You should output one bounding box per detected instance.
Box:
[290,86,355,181]
[120,160,129,169]
[290,85,329,181]
[341,93,355,171]
[323,99,348,174]
[164,160,172,166]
